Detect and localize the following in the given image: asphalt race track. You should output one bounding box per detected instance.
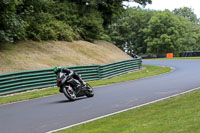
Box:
[0,59,200,133]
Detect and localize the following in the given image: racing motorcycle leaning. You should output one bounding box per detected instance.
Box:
[56,72,94,101]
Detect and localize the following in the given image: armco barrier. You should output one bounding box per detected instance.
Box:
[0,58,142,95]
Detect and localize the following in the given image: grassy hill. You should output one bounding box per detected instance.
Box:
[0,40,131,74]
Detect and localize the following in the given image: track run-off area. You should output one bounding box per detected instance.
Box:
[0,59,200,133]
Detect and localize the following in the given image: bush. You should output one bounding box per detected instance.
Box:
[79,9,104,41]
[48,1,79,28]
[99,32,111,42]
[0,0,107,43]
[24,12,76,41]
[0,1,26,43]
[39,20,75,41]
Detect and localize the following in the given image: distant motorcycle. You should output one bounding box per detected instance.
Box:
[56,72,94,101]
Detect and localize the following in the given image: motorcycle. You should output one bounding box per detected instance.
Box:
[56,72,94,101]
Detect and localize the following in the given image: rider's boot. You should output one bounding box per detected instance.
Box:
[59,88,63,93]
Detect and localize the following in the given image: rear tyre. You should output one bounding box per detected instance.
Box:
[63,85,76,101]
[85,83,94,97]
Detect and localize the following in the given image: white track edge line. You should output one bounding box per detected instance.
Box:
[46,86,200,133]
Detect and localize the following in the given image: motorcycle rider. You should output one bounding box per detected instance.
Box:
[53,66,86,91]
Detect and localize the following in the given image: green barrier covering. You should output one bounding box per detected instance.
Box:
[0,58,142,95]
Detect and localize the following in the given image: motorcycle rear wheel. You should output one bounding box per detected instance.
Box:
[63,85,76,101]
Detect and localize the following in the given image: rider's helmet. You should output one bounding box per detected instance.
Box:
[53,66,61,73]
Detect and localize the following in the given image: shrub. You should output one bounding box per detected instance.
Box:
[0,1,26,43]
[79,8,104,41]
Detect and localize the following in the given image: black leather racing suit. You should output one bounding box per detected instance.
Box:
[61,68,84,85]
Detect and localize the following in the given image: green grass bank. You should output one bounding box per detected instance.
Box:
[56,86,200,133]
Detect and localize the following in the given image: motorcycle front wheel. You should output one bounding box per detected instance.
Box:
[85,83,94,97]
[63,85,76,101]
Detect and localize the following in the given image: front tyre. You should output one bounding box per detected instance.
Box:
[63,85,76,101]
[85,83,94,97]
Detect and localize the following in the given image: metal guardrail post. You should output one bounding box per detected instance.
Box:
[98,65,102,80]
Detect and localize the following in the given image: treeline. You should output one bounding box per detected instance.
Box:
[0,0,150,43]
[108,7,200,56]
[1,0,200,56]
[0,0,101,43]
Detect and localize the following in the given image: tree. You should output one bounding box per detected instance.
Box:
[173,7,200,24]
[68,0,152,27]
[0,0,152,43]
[0,0,26,43]
[108,7,154,54]
[144,10,200,56]
[130,0,152,5]
[98,0,152,27]
[108,8,200,56]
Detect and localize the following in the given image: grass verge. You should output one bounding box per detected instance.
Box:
[56,88,200,133]
[87,65,172,87]
[144,57,200,60]
[0,65,172,105]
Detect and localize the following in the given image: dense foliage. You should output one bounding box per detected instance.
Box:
[1,0,200,56]
[0,0,151,43]
[0,0,26,43]
[173,7,200,24]
[108,7,200,56]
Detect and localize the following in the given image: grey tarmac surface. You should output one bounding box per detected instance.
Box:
[0,59,200,133]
